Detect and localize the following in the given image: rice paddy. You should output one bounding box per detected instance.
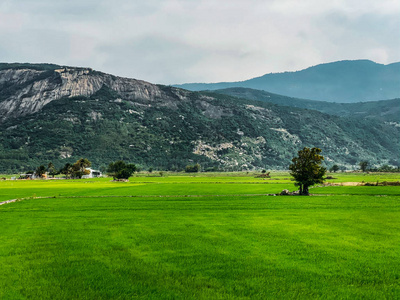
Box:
[0,172,399,299]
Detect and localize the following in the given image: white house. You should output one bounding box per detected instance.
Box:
[82,168,102,179]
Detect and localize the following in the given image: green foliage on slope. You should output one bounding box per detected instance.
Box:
[214,87,400,122]
[0,63,62,71]
[0,64,398,173]
[0,86,398,173]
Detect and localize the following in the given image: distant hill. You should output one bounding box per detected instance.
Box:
[0,63,398,173]
[174,60,400,103]
[213,87,400,123]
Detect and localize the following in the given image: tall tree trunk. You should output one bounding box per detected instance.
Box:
[303,185,309,196]
[299,184,309,195]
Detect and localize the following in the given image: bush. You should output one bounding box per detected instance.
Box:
[185,163,201,173]
[115,168,133,180]
[107,160,137,180]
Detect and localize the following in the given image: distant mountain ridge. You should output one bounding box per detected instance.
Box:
[0,63,398,172]
[174,60,400,103]
[213,87,400,123]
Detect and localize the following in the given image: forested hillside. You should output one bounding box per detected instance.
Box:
[0,63,398,173]
[213,88,400,122]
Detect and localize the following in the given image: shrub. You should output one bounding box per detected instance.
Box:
[185,164,201,173]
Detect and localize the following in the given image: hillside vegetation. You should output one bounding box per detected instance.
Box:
[0,63,398,172]
[213,87,400,123]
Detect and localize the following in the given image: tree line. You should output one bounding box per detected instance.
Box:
[29,159,137,180]
[30,158,92,179]
[29,159,205,179]
[25,150,398,191]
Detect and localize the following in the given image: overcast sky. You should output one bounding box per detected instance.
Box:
[1,0,399,84]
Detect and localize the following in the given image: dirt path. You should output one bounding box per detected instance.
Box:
[325,182,363,186]
[0,199,18,206]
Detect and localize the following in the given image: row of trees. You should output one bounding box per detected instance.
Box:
[326,162,399,173]
[32,160,203,179]
[31,159,138,180]
[28,150,395,194]
[359,161,400,172]
[33,159,92,179]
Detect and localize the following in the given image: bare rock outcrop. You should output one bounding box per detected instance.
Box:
[0,67,191,122]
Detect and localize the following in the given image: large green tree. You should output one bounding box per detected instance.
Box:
[60,163,73,179]
[359,161,368,172]
[60,158,91,179]
[185,163,201,173]
[72,158,92,179]
[47,162,58,178]
[107,160,137,180]
[329,164,339,173]
[289,147,326,196]
[35,165,46,178]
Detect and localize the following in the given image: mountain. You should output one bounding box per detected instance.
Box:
[213,87,400,123]
[0,63,398,173]
[174,60,400,103]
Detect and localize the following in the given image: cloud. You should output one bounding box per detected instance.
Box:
[96,35,208,84]
[0,0,399,83]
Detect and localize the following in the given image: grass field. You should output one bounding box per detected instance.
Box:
[1,172,399,299]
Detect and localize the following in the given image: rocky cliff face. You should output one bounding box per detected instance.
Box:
[0,66,191,122]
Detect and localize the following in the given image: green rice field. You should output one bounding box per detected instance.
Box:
[1,172,399,299]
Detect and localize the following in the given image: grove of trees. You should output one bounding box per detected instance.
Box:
[60,158,91,179]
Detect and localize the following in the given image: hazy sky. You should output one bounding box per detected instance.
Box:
[1,0,399,84]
